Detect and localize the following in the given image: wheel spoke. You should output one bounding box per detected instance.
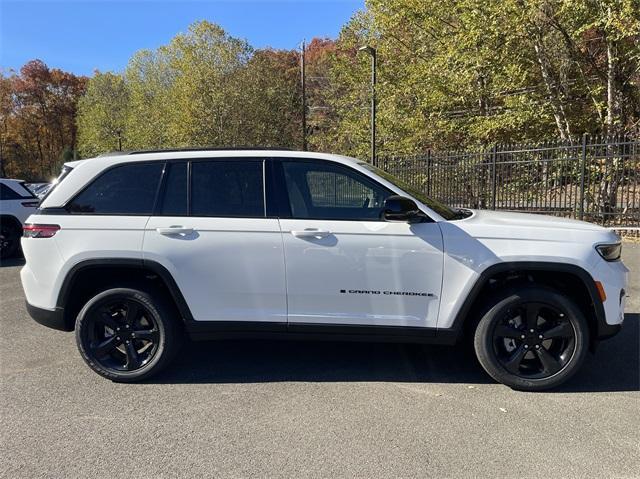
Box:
[535,347,562,375]
[495,324,523,339]
[99,311,120,330]
[542,321,572,339]
[133,329,158,342]
[124,341,141,370]
[91,336,120,357]
[503,344,527,374]
[124,301,140,326]
[524,304,540,330]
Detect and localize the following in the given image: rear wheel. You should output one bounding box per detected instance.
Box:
[474,287,589,391]
[0,218,21,259]
[75,288,182,382]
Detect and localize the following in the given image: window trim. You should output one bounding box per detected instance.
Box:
[273,158,395,222]
[154,160,188,217]
[64,160,166,216]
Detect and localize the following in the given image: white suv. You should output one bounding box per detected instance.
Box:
[0,178,40,258]
[20,149,628,390]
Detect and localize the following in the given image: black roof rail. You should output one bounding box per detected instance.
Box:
[97,151,134,157]
[126,146,294,155]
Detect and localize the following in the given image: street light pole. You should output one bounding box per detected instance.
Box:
[358,46,376,165]
[301,39,307,151]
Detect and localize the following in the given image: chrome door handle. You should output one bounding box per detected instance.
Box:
[291,228,332,238]
[156,226,194,235]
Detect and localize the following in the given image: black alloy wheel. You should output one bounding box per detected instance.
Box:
[85,298,160,372]
[474,287,589,391]
[76,288,181,382]
[491,301,575,379]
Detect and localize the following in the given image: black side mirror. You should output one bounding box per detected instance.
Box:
[382,195,427,223]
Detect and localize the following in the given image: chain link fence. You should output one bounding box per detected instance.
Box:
[378,135,639,229]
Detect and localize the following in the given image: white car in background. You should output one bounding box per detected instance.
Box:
[0,179,40,258]
[25,182,53,199]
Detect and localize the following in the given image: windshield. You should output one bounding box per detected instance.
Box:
[358,162,461,220]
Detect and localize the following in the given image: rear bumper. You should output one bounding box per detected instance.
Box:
[25,301,70,332]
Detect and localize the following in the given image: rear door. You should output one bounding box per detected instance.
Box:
[275,159,444,329]
[143,158,287,324]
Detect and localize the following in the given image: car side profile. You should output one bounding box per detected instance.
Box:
[0,178,40,258]
[21,149,628,390]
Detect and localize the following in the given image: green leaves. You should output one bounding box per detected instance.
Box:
[75,7,639,160]
[78,21,301,155]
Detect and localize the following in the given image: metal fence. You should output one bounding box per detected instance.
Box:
[378,135,640,228]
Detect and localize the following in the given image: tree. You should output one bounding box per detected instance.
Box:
[77,72,129,156]
[315,0,639,157]
[1,60,86,179]
[238,48,302,147]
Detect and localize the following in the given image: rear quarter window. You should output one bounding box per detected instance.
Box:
[67,162,164,215]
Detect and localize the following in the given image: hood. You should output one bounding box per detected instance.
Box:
[462,209,608,232]
[452,209,620,245]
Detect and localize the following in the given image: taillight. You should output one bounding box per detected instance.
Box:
[23,224,60,238]
[21,201,40,208]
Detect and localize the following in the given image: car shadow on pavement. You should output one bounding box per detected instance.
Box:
[153,313,639,392]
[156,339,492,385]
[555,313,639,393]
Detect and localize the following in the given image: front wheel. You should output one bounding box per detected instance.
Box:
[75,288,182,382]
[474,287,589,391]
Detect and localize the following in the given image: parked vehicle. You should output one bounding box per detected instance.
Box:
[20,149,628,390]
[0,179,40,258]
[25,182,52,199]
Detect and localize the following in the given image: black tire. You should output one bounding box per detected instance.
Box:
[474,286,589,391]
[0,218,21,259]
[75,288,182,382]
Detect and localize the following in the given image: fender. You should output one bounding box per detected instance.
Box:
[56,258,195,322]
[440,261,614,343]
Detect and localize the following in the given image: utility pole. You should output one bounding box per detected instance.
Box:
[301,40,307,151]
[358,46,376,165]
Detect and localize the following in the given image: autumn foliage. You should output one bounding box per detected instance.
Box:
[1,60,87,179]
[1,1,639,180]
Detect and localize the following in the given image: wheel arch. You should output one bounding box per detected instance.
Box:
[443,261,608,347]
[57,258,194,330]
[0,214,23,230]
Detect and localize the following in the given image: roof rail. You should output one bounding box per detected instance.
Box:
[126,146,294,155]
[97,151,134,157]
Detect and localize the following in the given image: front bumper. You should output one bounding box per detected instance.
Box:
[591,257,628,335]
[25,301,70,332]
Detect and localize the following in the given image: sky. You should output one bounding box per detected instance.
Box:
[0,0,364,76]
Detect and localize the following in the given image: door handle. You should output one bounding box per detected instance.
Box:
[291,228,332,238]
[156,226,194,235]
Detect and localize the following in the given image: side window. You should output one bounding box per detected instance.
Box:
[191,160,264,217]
[281,161,392,220]
[67,162,163,214]
[159,162,188,216]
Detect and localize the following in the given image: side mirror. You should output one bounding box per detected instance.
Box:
[382,195,427,223]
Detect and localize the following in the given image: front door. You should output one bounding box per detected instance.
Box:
[143,159,287,323]
[276,159,444,328]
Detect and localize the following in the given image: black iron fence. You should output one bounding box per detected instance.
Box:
[378,135,640,228]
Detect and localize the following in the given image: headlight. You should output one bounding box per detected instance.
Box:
[596,243,622,261]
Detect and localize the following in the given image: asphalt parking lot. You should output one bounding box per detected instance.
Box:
[1,244,638,478]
